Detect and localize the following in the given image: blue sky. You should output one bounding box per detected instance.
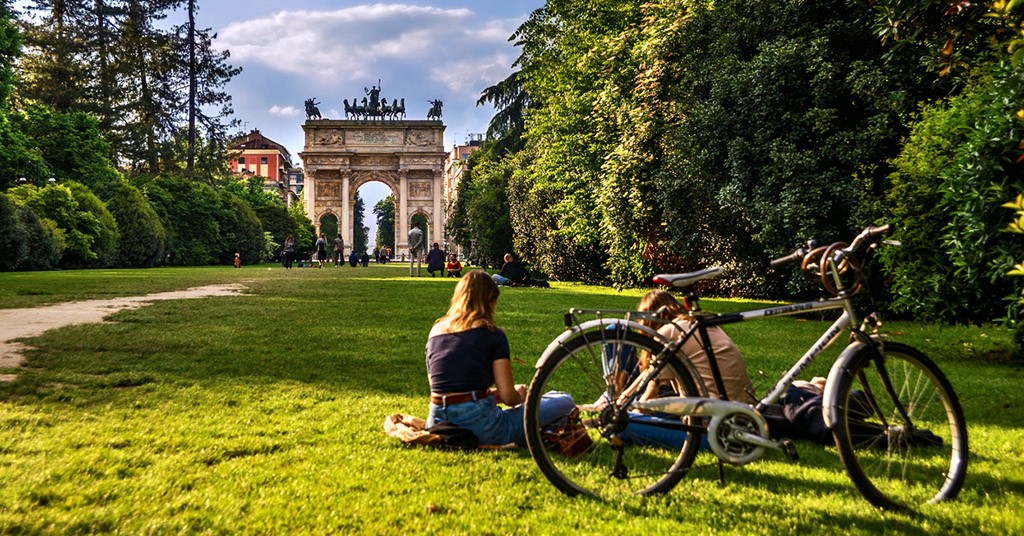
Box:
[194,1,543,245]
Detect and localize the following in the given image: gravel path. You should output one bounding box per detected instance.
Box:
[0,283,247,381]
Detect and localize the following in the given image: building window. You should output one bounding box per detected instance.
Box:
[260,156,268,165]
[238,157,245,164]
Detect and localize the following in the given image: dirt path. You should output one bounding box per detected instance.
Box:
[0,283,247,381]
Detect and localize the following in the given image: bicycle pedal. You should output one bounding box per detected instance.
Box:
[780,439,799,461]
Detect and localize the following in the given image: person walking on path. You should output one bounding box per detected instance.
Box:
[408,221,424,277]
[426,242,445,277]
[333,234,345,267]
[315,233,328,268]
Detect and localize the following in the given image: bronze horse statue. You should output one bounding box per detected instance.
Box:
[305,98,322,120]
[427,99,443,120]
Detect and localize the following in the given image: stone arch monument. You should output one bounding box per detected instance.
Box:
[299,120,445,257]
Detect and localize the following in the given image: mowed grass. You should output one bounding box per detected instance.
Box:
[0,264,1022,534]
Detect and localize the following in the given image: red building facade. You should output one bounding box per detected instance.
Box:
[229,129,299,204]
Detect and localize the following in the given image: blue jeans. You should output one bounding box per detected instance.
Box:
[620,413,709,451]
[427,392,576,446]
[492,274,511,286]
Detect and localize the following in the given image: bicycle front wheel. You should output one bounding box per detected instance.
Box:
[524,328,704,499]
[830,341,968,509]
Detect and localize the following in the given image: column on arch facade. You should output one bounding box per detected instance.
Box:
[303,168,317,230]
[432,169,443,251]
[399,169,409,255]
[340,171,351,254]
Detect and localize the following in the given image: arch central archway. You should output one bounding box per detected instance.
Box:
[298,120,446,257]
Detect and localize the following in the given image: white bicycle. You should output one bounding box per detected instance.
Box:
[524,225,968,509]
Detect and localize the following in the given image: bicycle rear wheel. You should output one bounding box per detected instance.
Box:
[830,341,968,509]
[524,328,704,499]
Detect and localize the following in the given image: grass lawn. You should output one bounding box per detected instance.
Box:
[0,264,1022,534]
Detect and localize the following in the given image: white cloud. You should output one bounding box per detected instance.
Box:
[217,5,518,97]
[268,105,302,117]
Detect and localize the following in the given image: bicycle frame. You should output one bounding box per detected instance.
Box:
[547,294,869,463]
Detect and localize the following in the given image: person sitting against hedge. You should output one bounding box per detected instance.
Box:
[425,270,575,446]
[491,253,530,286]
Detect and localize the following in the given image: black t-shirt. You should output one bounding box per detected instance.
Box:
[426,326,510,393]
[499,261,528,282]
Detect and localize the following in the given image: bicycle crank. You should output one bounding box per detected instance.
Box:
[634,397,797,465]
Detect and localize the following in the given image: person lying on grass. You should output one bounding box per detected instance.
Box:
[425,270,574,446]
[614,289,850,448]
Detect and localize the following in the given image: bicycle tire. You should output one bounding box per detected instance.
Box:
[524,328,704,499]
[830,341,968,509]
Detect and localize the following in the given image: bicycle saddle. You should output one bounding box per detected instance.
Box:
[652,266,724,288]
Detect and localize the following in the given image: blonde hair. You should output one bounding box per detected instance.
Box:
[435,270,500,333]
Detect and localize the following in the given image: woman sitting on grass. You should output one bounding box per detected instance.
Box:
[425,270,574,446]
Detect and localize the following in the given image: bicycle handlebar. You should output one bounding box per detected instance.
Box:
[770,240,818,268]
[772,225,893,269]
[847,224,893,254]
[769,248,807,268]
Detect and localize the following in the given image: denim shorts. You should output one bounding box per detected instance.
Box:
[427,391,575,446]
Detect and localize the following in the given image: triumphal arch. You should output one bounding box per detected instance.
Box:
[299,120,446,257]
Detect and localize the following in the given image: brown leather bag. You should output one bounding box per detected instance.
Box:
[543,408,593,456]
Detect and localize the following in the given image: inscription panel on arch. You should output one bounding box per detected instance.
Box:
[408,180,432,199]
[347,130,403,146]
[317,182,341,199]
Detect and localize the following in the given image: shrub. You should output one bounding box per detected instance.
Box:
[95,180,167,268]
[0,192,27,270]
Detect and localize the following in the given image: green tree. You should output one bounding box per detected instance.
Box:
[373,194,395,251]
[287,199,314,259]
[16,0,92,112]
[655,0,923,295]
[0,1,31,190]
[887,62,1024,324]
[110,0,187,173]
[65,180,118,267]
[9,104,120,189]
[0,0,20,109]
[447,148,513,267]
[178,0,240,176]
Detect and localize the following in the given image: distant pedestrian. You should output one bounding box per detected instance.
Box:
[349,251,359,267]
[408,221,424,276]
[234,252,241,268]
[316,233,328,268]
[361,250,370,267]
[282,235,295,269]
[333,234,345,267]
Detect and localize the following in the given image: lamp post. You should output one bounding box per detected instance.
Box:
[21,160,56,186]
